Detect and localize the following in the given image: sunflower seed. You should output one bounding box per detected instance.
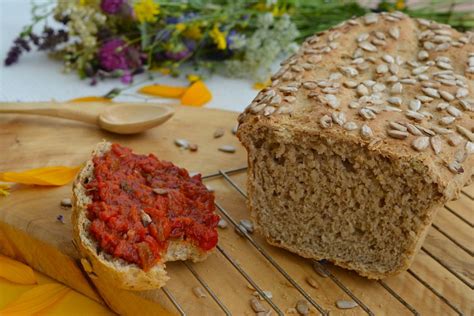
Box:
[336,300,359,310]
[252,290,273,301]
[219,145,236,153]
[319,115,333,129]
[343,80,358,88]
[388,97,402,106]
[308,55,322,64]
[436,102,449,110]
[400,78,417,85]
[140,211,152,227]
[412,137,430,151]
[431,126,452,135]
[412,66,429,75]
[290,300,309,316]
[416,125,436,136]
[340,66,359,77]
[417,50,429,60]
[60,198,72,207]
[388,130,409,139]
[406,123,423,136]
[466,142,474,154]
[360,124,373,139]
[447,106,462,118]
[390,121,407,132]
[284,95,296,103]
[213,127,225,138]
[409,99,421,111]
[459,100,473,111]
[356,84,369,96]
[456,88,469,99]
[250,298,266,313]
[448,161,464,174]
[263,106,276,116]
[438,90,454,101]
[329,72,343,81]
[240,219,254,233]
[343,122,358,131]
[332,112,346,126]
[388,27,400,39]
[418,74,430,81]
[349,101,360,109]
[440,116,455,125]
[303,276,320,289]
[429,135,442,154]
[383,105,402,112]
[359,108,376,120]
[391,82,403,94]
[153,188,169,195]
[386,76,399,83]
[447,134,463,146]
[279,86,298,93]
[217,218,228,229]
[422,87,440,98]
[406,110,425,122]
[364,13,378,25]
[373,83,386,92]
[174,139,189,148]
[192,286,207,298]
[456,125,474,141]
[325,94,340,109]
[359,41,377,52]
[376,64,388,74]
[437,61,452,70]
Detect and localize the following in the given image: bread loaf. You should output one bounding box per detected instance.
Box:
[237,12,473,279]
[72,141,217,290]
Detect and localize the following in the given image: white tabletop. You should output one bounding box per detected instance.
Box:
[0,0,258,112]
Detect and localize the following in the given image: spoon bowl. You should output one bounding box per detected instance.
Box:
[99,104,175,134]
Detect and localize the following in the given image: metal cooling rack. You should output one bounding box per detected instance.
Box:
[159,166,472,316]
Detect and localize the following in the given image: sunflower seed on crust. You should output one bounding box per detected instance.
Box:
[388,97,402,106]
[357,84,369,96]
[306,277,319,288]
[320,115,333,128]
[416,125,436,136]
[448,161,464,174]
[361,124,373,139]
[447,106,462,118]
[213,128,225,138]
[456,125,474,141]
[405,110,425,121]
[440,116,455,125]
[447,133,463,146]
[406,123,423,136]
[343,122,358,131]
[431,126,453,135]
[455,150,467,163]
[60,198,72,207]
[422,87,440,98]
[418,50,429,60]
[389,121,407,132]
[409,99,422,111]
[466,142,474,154]
[439,90,454,101]
[359,108,376,120]
[389,27,400,39]
[332,112,346,126]
[174,139,189,148]
[412,136,430,151]
[388,130,409,139]
[359,41,377,52]
[391,82,403,94]
[430,136,442,154]
[456,88,469,99]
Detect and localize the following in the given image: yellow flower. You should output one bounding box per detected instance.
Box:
[184,24,203,40]
[134,0,160,24]
[395,0,406,10]
[210,24,227,50]
[175,23,186,32]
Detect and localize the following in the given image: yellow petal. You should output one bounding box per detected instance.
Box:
[0,255,37,285]
[0,184,10,197]
[181,81,212,107]
[0,283,70,315]
[68,96,113,103]
[0,166,80,186]
[253,79,272,90]
[138,85,187,98]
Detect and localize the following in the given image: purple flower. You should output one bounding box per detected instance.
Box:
[100,0,124,14]
[121,70,133,84]
[99,39,129,71]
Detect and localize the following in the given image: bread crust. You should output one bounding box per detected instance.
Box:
[72,141,211,290]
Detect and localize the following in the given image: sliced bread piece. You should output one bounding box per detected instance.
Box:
[72,141,218,290]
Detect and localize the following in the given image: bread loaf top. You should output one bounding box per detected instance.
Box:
[238,11,473,201]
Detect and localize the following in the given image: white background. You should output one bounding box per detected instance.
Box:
[0,0,259,112]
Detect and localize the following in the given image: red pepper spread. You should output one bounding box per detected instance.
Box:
[85,143,219,270]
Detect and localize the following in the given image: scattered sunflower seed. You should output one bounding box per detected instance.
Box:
[357,84,369,96]
[219,145,236,153]
[456,125,474,141]
[430,136,444,156]
[336,300,358,309]
[253,291,273,301]
[388,130,409,139]
[296,300,310,315]
[174,139,189,149]
[405,110,425,122]
[235,224,248,236]
[189,144,198,152]
[361,124,373,139]
[376,64,388,74]
[387,97,402,106]
[240,219,254,233]
[417,50,429,60]
[456,88,469,99]
[440,116,455,125]
[305,276,319,288]
[343,122,358,131]
[389,121,407,132]
[140,211,152,227]
[466,142,474,154]
[153,188,169,195]
[60,198,72,207]
[213,128,225,138]
[359,41,377,52]
[250,298,267,313]
[312,262,328,278]
[192,286,207,298]
[217,218,228,229]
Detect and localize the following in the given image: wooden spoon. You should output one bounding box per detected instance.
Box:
[0,101,175,134]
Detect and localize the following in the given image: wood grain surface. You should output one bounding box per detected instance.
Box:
[0,105,472,315]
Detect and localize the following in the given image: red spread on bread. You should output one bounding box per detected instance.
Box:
[85,144,219,270]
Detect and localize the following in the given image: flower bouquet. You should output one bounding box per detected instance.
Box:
[5,0,474,86]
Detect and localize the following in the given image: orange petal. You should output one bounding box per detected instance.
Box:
[68,96,112,103]
[0,283,70,315]
[0,255,36,285]
[138,85,187,98]
[181,81,212,107]
[0,166,80,186]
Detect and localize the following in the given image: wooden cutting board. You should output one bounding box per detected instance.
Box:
[0,105,472,316]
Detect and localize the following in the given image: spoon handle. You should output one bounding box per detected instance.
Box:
[0,101,102,125]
